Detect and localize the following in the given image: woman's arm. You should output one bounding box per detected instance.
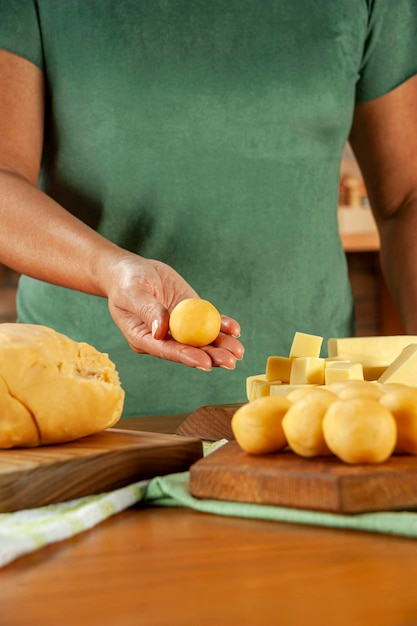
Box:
[0,50,126,294]
[349,74,417,334]
[0,50,244,369]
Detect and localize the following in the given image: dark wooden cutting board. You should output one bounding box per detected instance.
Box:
[0,428,202,513]
[175,403,242,441]
[189,441,417,514]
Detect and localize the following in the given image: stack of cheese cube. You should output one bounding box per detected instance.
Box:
[247,332,417,402]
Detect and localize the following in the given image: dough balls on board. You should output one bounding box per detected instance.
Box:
[0,323,125,448]
[231,395,291,454]
[322,397,397,464]
[282,388,337,457]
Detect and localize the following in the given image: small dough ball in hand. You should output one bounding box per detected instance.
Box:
[282,388,337,457]
[322,397,397,464]
[169,298,221,347]
[231,395,291,455]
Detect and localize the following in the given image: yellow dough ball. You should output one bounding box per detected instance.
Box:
[336,380,384,401]
[322,398,397,464]
[286,386,321,403]
[231,396,291,455]
[325,380,357,395]
[379,383,410,393]
[379,386,417,454]
[282,388,337,457]
[169,298,222,347]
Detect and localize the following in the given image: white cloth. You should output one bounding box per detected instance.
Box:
[0,480,148,568]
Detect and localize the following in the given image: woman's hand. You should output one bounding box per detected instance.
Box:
[103,253,245,371]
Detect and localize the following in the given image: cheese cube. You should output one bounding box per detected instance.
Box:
[265,356,293,383]
[289,332,323,358]
[327,336,417,379]
[378,344,417,386]
[246,374,266,401]
[324,362,364,385]
[251,380,281,400]
[324,357,351,366]
[270,383,313,398]
[290,357,325,385]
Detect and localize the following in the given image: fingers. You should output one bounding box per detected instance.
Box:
[125,320,244,370]
[211,331,245,359]
[132,300,244,365]
[220,315,241,339]
[142,303,170,340]
[119,291,171,340]
[129,333,215,370]
[129,328,244,371]
[151,315,170,340]
[201,332,245,369]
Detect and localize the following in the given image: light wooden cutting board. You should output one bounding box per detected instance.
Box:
[0,428,202,512]
[189,441,417,514]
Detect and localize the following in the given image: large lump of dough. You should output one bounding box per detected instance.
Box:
[0,323,125,447]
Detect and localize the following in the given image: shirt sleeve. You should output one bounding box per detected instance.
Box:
[0,0,44,70]
[356,0,417,103]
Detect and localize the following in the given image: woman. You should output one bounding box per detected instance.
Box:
[0,1,416,417]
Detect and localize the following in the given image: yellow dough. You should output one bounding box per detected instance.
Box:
[0,376,40,447]
[231,396,291,455]
[322,398,397,464]
[0,323,125,447]
[282,388,337,457]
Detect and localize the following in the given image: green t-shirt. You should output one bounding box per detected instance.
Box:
[1,1,416,417]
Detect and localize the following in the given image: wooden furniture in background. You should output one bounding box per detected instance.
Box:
[341,232,405,336]
[340,232,379,253]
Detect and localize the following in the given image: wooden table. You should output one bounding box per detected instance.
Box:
[1,416,417,626]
